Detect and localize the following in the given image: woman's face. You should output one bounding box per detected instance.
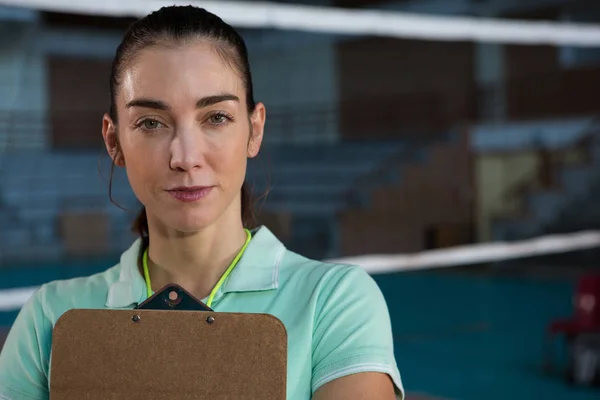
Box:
[103,41,265,233]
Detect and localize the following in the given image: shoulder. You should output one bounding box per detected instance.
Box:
[245,226,377,299]
[0,264,121,399]
[279,249,384,307]
[281,252,403,397]
[32,264,121,324]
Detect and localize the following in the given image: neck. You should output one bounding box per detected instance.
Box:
[144,213,248,300]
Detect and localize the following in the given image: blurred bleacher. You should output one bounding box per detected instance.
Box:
[490,117,600,242]
[6,114,600,265]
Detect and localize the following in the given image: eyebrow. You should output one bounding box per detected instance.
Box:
[197,94,239,108]
[125,94,240,110]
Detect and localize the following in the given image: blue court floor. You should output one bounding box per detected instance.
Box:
[1,261,599,399]
[375,272,599,400]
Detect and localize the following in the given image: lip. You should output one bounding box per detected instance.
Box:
[166,186,214,203]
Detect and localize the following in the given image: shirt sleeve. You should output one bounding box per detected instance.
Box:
[0,287,51,400]
[311,265,404,399]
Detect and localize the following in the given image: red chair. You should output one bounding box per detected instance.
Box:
[550,274,600,335]
[545,274,600,386]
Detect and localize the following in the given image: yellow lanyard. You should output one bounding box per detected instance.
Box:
[142,229,252,308]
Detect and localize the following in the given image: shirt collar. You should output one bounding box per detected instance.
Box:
[105,237,146,308]
[222,225,285,294]
[105,225,285,308]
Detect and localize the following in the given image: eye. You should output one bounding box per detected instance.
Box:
[136,118,164,131]
[208,112,233,126]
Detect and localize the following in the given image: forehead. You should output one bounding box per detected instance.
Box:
[119,41,244,105]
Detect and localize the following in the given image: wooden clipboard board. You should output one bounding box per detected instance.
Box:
[50,308,287,399]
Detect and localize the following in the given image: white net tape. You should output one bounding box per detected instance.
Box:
[2,229,600,312]
[1,0,600,46]
[328,230,600,273]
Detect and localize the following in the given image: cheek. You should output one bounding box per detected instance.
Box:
[207,135,248,184]
[121,141,162,192]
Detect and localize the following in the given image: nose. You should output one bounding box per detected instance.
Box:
[169,126,204,172]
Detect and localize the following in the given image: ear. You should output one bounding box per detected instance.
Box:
[102,113,125,167]
[247,102,266,158]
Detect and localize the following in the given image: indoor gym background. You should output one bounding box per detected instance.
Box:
[1,1,600,399]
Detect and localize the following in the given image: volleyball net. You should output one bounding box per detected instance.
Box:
[2,0,600,46]
[2,229,600,312]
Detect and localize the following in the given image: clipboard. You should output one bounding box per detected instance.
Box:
[50,286,288,399]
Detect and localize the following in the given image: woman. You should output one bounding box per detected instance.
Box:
[0,6,403,399]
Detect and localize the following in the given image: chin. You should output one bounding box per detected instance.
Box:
[166,210,219,233]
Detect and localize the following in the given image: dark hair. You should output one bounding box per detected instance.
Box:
[107,6,257,238]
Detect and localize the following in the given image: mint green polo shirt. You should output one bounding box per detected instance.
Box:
[0,226,403,399]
